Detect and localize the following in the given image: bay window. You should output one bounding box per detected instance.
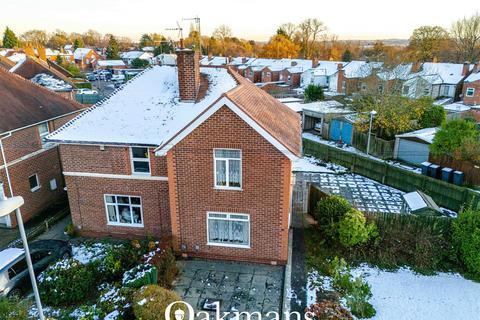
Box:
[207,212,250,247]
[104,194,143,227]
[214,149,241,189]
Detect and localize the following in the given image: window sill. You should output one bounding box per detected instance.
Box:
[131,172,151,176]
[214,187,243,191]
[107,222,144,228]
[30,186,41,192]
[207,242,250,249]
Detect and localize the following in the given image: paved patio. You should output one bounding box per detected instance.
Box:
[174,259,284,316]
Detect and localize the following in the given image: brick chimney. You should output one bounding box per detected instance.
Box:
[462,62,470,76]
[176,47,201,102]
[412,61,421,73]
[312,58,319,68]
[337,63,345,94]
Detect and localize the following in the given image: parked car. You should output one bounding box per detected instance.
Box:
[86,73,97,81]
[111,74,125,81]
[0,240,71,297]
[76,88,98,95]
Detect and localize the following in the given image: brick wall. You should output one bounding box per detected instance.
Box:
[168,106,291,265]
[1,147,65,227]
[463,79,480,105]
[65,175,171,238]
[176,49,200,101]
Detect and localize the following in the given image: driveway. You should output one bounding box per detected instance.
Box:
[174,259,284,316]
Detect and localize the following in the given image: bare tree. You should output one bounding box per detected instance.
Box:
[451,13,480,62]
[20,29,48,47]
[295,18,327,59]
[278,23,297,39]
[213,24,233,56]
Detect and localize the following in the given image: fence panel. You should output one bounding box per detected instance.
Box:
[302,137,480,212]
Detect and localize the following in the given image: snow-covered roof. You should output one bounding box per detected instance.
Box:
[312,61,345,77]
[142,46,154,52]
[413,63,472,85]
[395,127,439,144]
[7,53,26,63]
[442,102,471,113]
[97,60,126,67]
[377,63,413,81]
[200,56,229,66]
[121,51,152,60]
[465,71,480,83]
[155,54,177,66]
[30,73,73,92]
[0,248,24,272]
[47,66,238,146]
[302,100,351,114]
[8,56,27,73]
[403,190,440,213]
[74,48,93,60]
[45,48,60,56]
[344,61,383,79]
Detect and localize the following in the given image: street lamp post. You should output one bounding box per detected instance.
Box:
[0,187,45,319]
[366,110,377,156]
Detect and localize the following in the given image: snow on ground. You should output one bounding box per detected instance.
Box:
[355,266,480,320]
[71,243,110,264]
[303,132,421,174]
[307,266,480,320]
[293,156,334,173]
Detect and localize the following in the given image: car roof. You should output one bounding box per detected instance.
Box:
[0,248,24,272]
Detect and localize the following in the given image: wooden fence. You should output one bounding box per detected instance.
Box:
[430,154,480,186]
[352,131,395,159]
[303,138,480,212]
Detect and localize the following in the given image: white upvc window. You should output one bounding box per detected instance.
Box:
[104,194,143,227]
[29,174,40,192]
[38,122,50,147]
[214,149,242,190]
[443,85,450,96]
[130,147,150,175]
[207,212,250,248]
[466,87,475,97]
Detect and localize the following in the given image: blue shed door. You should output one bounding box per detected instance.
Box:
[329,120,341,141]
[329,120,353,145]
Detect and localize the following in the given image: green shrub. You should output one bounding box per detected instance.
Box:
[38,259,98,306]
[338,209,377,248]
[304,84,325,102]
[0,297,29,320]
[97,284,133,319]
[132,285,185,320]
[452,208,480,277]
[150,247,179,288]
[419,104,446,128]
[329,257,376,319]
[306,300,353,320]
[314,195,352,239]
[123,264,158,288]
[64,222,77,237]
[68,305,105,320]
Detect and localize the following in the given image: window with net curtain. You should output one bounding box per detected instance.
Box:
[214,149,241,189]
[207,212,250,247]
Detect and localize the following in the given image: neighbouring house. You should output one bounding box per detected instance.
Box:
[74,48,102,70]
[96,60,126,70]
[462,63,480,105]
[120,51,153,66]
[402,190,442,216]
[8,56,76,100]
[301,61,345,88]
[394,127,439,165]
[47,48,301,265]
[402,62,472,100]
[155,54,177,66]
[0,67,85,228]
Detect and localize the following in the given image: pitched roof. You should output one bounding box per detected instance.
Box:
[47,65,301,158]
[0,66,84,133]
[10,56,75,86]
[225,70,301,156]
[73,48,94,60]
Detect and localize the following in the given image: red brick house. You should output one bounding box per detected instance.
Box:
[463,64,480,105]
[0,67,85,228]
[48,49,301,265]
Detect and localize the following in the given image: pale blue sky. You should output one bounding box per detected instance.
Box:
[0,0,478,41]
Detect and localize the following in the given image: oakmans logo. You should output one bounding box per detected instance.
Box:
[165,301,314,320]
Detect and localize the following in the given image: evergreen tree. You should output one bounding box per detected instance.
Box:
[56,54,64,65]
[2,27,19,48]
[106,35,120,59]
[342,49,352,62]
[139,34,154,48]
[131,58,150,69]
[73,38,84,50]
[304,84,325,102]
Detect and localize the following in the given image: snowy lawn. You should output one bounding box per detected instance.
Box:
[307,266,480,320]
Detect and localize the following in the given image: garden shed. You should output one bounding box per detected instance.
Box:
[300,100,354,138]
[394,127,438,165]
[401,190,442,216]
